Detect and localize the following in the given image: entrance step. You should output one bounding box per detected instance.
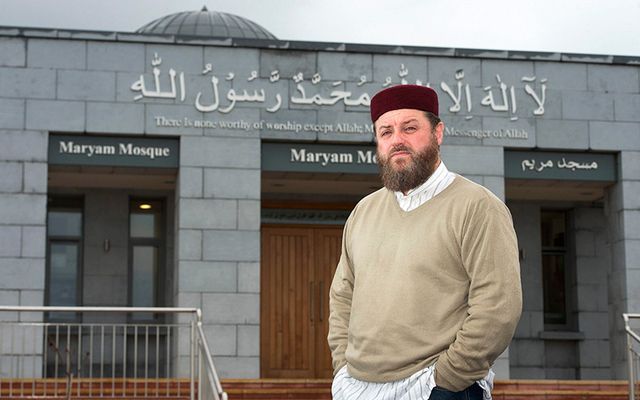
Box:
[493,380,630,399]
[222,379,332,399]
[1,378,633,399]
[221,379,632,400]
[0,378,192,399]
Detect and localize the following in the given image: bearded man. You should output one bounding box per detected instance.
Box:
[328,84,522,400]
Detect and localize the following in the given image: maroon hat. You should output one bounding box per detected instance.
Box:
[370,84,439,122]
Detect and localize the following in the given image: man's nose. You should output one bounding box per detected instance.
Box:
[390,130,406,145]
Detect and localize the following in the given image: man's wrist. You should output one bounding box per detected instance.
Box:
[434,365,458,391]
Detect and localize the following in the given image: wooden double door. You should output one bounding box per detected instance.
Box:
[260,225,343,378]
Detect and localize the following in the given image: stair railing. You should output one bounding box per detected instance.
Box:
[624,313,640,400]
[0,306,226,400]
[195,309,227,400]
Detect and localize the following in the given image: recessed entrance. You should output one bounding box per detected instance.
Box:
[46,164,177,315]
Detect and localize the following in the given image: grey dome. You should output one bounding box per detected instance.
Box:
[136,7,277,40]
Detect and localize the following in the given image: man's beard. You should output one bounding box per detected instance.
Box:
[377,138,440,193]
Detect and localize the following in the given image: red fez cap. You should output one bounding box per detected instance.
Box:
[370,84,439,122]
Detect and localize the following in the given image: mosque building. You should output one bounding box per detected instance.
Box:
[0,6,638,380]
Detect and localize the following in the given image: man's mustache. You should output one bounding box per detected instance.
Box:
[389,144,413,156]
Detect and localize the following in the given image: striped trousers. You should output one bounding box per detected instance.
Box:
[331,365,493,400]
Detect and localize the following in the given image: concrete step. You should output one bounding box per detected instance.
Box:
[221,379,634,400]
[1,378,635,399]
[0,378,192,397]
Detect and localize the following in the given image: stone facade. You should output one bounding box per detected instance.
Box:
[0,27,639,380]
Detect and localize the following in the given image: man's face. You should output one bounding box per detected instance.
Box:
[375,109,444,193]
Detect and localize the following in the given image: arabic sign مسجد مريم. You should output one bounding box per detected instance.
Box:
[504,151,616,182]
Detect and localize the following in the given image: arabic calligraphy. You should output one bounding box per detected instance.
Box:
[441,69,472,119]
[131,53,186,102]
[522,76,547,116]
[290,84,370,107]
[521,158,599,172]
[131,55,550,118]
[481,74,517,120]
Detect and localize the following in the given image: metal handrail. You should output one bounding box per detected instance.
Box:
[624,313,640,400]
[0,306,199,314]
[196,323,228,400]
[0,306,227,400]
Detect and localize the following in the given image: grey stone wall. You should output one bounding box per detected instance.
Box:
[509,203,613,379]
[574,206,611,379]
[509,202,545,379]
[0,38,48,375]
[1,29,639,380]
[0,131,47,314]
[606,150,640,378]
[174,135,261,378]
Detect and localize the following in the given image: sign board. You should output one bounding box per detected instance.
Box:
[49,135,179,168]
[504,151,616,181]
[262,142,378,174]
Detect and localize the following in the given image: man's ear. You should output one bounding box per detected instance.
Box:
[434,121,444,145]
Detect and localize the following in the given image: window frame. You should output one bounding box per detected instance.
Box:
[127,198,166,322]
[45,196,84,322]
[540,209,577,331]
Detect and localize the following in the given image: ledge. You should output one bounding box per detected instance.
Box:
[538,330,585,340]
[1,25,639,64]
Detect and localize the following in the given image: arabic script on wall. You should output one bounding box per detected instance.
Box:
[131,53,548,125]
[521,158,599,172]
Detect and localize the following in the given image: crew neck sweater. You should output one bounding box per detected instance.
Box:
[328,175,522,391]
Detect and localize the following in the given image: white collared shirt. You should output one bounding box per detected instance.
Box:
[332,364,494,400]
[394,161,455,211]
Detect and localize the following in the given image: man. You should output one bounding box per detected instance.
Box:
[328,84,522,400]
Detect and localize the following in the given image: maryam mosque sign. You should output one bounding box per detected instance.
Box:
[133,53,547,138]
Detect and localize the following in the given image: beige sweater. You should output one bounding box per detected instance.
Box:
[328,175,522,391]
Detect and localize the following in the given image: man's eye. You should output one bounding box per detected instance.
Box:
[380,131,391,136]
[405,126,417,132]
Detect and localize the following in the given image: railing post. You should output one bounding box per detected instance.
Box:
[190,317,196,400]
[627,314,635,400]
[627,333,636,400]
[625,313,639,400]
[198,344,203,400]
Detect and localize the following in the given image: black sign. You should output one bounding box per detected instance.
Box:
[262,142,378,174]
[49,135,179,168]
[505,150,616,182]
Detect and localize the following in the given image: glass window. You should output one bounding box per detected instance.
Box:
[48,243,79,306]
[130,213,156,238]
[131,246,157,307]
[46,196,83,321]
[129,198,164,320]
[48,211,82,237]
[542,254,566,325]
[130,200,162,238]
[540,210,569,327]
[541,211,565,248]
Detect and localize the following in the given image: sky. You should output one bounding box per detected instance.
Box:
[0,0,639,57]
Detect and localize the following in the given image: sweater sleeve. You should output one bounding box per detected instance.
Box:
[435,198,522,391]
[327,218,355,375]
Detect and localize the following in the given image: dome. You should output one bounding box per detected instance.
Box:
[136,6,277,40]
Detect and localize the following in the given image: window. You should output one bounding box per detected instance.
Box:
[46,197,83,320]
[129,199,164,320]
[540,210,572,328]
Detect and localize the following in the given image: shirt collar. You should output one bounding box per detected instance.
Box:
[395,161,449,198]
